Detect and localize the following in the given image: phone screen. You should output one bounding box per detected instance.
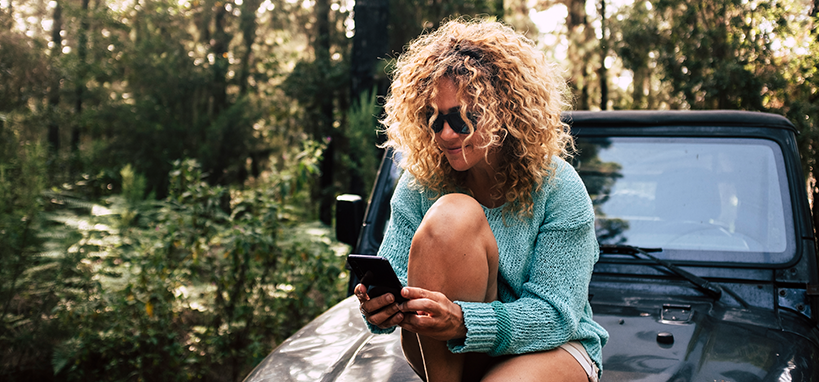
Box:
[347,254,407,303]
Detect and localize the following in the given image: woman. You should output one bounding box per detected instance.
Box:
[355,19,608,382]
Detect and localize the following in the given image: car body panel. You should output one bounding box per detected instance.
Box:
[244,111,819,382]
[243,296,421,382]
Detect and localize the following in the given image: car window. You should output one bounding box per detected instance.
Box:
[575,136,794,265]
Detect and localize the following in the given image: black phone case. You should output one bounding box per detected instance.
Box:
[347,254,407,303]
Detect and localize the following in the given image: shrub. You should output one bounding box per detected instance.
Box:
[6,150,348,381]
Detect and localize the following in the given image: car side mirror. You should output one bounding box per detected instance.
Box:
[336,194,364,248]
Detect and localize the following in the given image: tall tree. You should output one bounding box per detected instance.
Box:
[73,0,90,153]
[349,0,389,196]
[563,0,597,109]
[388,0,502,55]
[315,0,335,224]
[238,0,262,96]
[597,0,608,110]
[613,1,663,109]
[351,0,389,103]
[47,1,63,158]
[651,0,772,110]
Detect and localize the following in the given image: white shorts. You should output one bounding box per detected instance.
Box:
[558,341,599,382]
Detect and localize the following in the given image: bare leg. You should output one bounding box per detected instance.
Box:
[481,348,587,382]
[401,194,499,382]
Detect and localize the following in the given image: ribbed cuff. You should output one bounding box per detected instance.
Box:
[365,317,396,335]
[447,301,498,354]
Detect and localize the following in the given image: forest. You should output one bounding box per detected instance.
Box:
[1,0,818,380]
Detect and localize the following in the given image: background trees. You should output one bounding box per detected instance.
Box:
[1,0,818,380]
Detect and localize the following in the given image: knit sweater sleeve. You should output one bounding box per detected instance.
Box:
[363,172,427,334]
[448,162,600,356]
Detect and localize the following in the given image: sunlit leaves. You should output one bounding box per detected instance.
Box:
[43,157,347,380]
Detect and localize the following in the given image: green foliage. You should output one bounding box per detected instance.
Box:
[0,121,56,381]
[1,151,348,381]
[388,0,504,53]
[0,0,529,380]
[0,30,49,112]
[339,88,383,198]
[609,0,814,112]
[648,0,778,109]
[47,158,347,381]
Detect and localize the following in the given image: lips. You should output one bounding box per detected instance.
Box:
[443,144,469,155]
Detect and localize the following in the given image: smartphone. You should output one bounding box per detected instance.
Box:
[346,254,407,304]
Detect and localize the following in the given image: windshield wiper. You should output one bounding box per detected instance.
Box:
[599,244,723,300]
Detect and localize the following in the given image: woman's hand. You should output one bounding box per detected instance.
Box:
[397,287,467,341]
[354,283,404,329]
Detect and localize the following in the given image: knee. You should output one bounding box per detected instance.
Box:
[408,194,499,297]
[420,194,486,236]
[412,193,491,251]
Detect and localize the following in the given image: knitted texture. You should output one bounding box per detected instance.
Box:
[369,157,609,377]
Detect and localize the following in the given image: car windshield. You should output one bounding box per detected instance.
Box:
[574,136,795,265]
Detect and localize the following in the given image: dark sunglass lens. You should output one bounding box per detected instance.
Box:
[448,115,470,134]
[429,111,477,134]
[431,115,445,133]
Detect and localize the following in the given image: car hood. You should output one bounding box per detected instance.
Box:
[243,296,421,382]
[244,295,818,382]
[591,290,819,382]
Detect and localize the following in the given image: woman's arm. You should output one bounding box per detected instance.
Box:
[360,173,430,334]
[448,162,604,356]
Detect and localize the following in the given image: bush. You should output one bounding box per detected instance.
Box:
[2,147,348,381]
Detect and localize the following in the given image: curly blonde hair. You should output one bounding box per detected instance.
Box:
[381,18,573,217]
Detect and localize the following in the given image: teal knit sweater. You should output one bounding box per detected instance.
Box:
[370,157,609,377]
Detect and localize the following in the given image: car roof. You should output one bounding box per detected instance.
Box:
[563,110,796,132]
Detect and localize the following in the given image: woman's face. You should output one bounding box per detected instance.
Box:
[432,78,496,174]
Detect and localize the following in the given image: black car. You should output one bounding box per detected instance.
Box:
[244,110,819,382]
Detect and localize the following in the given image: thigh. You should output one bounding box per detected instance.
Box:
[400,329,425,380]
[480,348,588,382]
[401,329,510,382]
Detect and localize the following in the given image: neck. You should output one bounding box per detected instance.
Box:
[464,155,504,208]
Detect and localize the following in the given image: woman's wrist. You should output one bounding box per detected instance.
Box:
[451,301,468,339]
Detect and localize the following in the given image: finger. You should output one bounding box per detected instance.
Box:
[401,286,442,301]
[399,298,438,315]
[362,293,403,327]
[354,284,369,301]
[367,301,402,327]
[381,311,405,328]
[362,291,396,315]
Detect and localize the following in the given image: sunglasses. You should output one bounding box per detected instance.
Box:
[428,110,479,134]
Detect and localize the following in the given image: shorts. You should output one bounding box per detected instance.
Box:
[558,341,599,382]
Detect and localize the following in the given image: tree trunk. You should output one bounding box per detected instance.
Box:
[315,0,334,225]
[349,0,389,196]
[564,0,593,109]
[350,0,389,103]
[73,0,90,166]
[208,1,231,183]
[211,3,229,115]
[47,2,63,156]
[238,0,261,96]
[1,0,12,30]
[598,0,608,110]
[813,171,819,241]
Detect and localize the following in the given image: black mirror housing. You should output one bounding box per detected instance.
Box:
[336,194,364,248]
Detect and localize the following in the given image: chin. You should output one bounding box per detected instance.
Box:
[445,159,471,172]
